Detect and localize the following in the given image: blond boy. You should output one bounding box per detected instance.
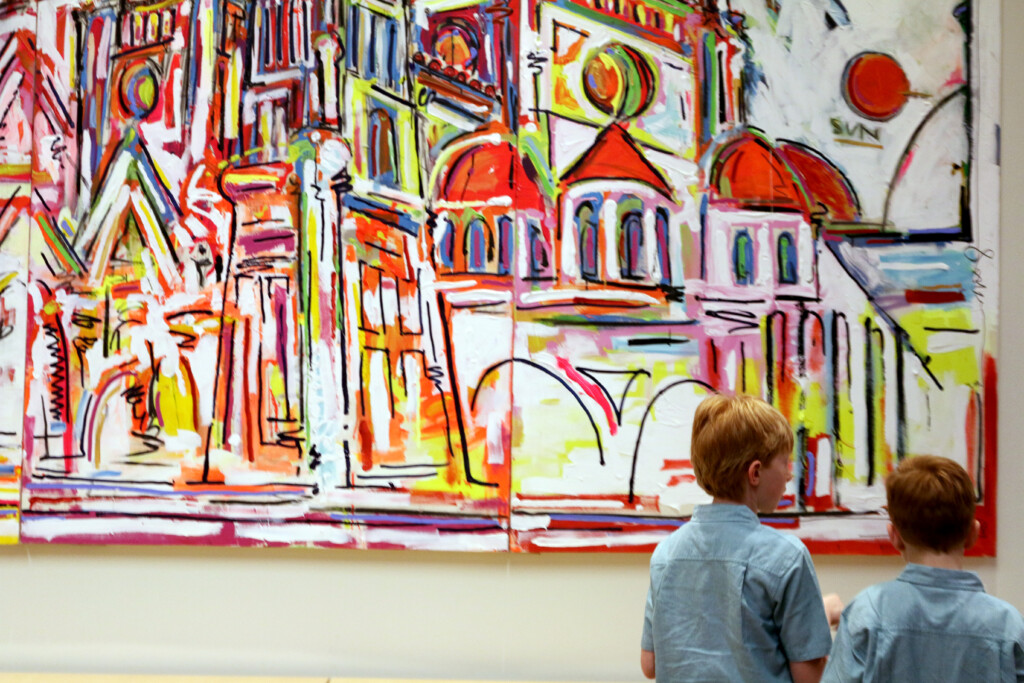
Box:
[641,394,834,682]
[823,456,1024,682]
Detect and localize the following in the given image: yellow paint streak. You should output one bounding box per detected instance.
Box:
[156,370,196,437]
[268,364,288,416]
[225,51,242,139]
[899,306,980,385]
[553,74,583,113]
[0,271,18,294]
[398,107,418,194]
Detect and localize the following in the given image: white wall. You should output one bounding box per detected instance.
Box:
[0,3,1020,681]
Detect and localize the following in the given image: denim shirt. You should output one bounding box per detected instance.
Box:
[823,563,1024,682]
[641,504,832,682]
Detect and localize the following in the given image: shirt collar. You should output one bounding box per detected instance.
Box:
[691,503,760,526]
[897,563,985,592]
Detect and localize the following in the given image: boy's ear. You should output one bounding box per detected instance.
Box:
[887,522,906,553]
[965,519,981,550]
[747,460,762,487]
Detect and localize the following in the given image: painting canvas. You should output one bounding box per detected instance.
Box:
[0,0,997,551]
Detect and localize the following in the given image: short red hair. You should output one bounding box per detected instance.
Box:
[691,393,794,501]
[885,455,976,553]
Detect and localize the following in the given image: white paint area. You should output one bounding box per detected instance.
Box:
[727,0,967,220]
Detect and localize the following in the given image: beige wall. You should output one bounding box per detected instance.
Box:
[0,2,1019,681]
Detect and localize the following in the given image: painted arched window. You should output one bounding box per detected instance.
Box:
[368,108,398,187]
[528,221,550,278]
[575,200,600,281]
[777,232,798,284]
[617,196,645,280]
[497,216,513,275]
[733,229,754,285]
[434,19,479,71]
[437,217,454,269]
[465,217,492,272]
[655,207,671,285]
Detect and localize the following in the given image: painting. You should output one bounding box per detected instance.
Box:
[0,0,997,551]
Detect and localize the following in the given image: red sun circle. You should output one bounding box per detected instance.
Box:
[842,52,910,121]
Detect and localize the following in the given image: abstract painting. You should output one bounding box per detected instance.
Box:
[0,0,998,551]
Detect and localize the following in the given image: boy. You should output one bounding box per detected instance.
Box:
[823,455,1024,682]
[641,393,835,682]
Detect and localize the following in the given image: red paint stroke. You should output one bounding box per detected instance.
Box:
[968,354,997,557]
[661,459,692,470]
[905,289,965,304]
[556,357,617,435]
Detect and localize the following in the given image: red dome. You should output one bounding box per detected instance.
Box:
[709,132,860,222]
[436,126,545,210]
[709,134,804,210]
[778,141,860,222]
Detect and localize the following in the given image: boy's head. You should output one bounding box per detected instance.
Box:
[691,393,794,502]
[885,455,977,553]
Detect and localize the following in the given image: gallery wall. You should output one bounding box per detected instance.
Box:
[0,1,1017,681]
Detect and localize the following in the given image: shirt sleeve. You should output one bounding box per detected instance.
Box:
[1012,612,1024,682]
[822,601,869,683]
[773,542,833,664]
[641,584,655,651]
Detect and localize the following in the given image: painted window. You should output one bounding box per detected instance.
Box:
[368,108,398,187]
[245,94,290,162]
[434,19,479,72]
[497,216,513,275]
[122,5,177,50]
[717,45,729,125]
[347,7,401,90]
[778,232,798,284]
[575,200,600,281]
[252,0,311,73]
[437,217,454,269]
[382,19,400,90]
[465,217,492,272]
[617,196,645,280]
[528,221,550,278]
[655,207,671,285]
[346,5,360,72]
[733,229,754,285]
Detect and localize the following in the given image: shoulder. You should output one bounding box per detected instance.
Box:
[966,592,1024,638]
[840,582,890,628]
[649,523,693,566]
[748,524,813,575]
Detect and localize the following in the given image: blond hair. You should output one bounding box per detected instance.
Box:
[691,393,794,501]
[885,455,976,552]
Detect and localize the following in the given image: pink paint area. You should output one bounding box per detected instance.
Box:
[237,230,297,257]
[942,66,966,89]
[556,356,618,435]
[895,148,916,183]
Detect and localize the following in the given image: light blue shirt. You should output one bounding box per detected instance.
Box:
[823,563,1024,682]
[641,503,832,682]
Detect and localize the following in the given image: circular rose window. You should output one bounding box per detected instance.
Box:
[120,62,159,119]
[582,43,656,119]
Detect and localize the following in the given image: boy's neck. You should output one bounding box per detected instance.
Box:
[902,545,967,570]
[711,496,757,513]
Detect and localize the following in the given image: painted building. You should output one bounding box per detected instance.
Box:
[8,0,988,551]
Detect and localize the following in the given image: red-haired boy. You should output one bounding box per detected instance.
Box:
[824,455,1024,681]
[641,394,839,682]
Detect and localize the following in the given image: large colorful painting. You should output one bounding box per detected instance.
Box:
[0,0,997,551]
